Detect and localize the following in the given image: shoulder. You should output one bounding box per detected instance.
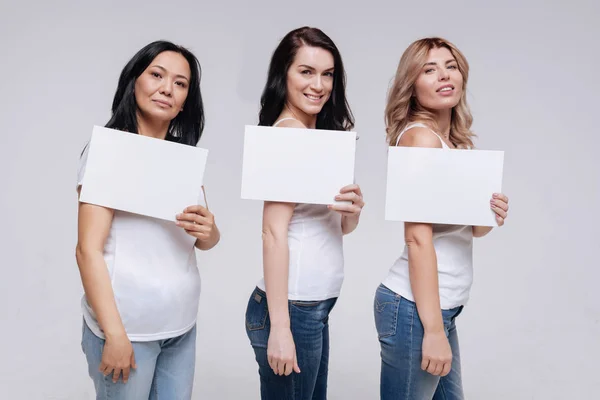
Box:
[397,126,442,149]
[274,119,306,129]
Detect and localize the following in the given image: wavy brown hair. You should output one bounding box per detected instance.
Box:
[385,37,474,149]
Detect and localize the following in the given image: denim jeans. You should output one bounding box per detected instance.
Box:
[245,287,338,400]
[374,284,465,400]
[81,321,197,400]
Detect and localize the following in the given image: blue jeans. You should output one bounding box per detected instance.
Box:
[245,287,338,400]
[374,284,465,400]
[81,321,196,400]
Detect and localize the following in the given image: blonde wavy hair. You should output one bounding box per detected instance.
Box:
[385,37,475,149]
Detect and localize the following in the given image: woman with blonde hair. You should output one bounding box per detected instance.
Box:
[373,37,510,399]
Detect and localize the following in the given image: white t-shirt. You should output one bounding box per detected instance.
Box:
[382,123,474,309]
[255,118,345,301]
[77,144,202,341]
[256,203,344,301]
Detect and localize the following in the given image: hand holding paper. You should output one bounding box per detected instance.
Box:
[328,184,365,216]
[490,192,509,226]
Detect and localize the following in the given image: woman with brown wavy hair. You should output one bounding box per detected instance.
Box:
[373,38,510,399]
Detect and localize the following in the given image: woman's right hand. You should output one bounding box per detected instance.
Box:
[99,333,137,383]
[421,330,452,377]
[267,326,301,376]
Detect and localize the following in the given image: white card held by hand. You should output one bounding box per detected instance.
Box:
[385,147,504,227]
[79,126,209,221]
[240,125,357,205]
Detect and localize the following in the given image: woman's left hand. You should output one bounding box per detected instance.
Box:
[328,184,365,217]
[176,205,217,241]
[490,193,509,226]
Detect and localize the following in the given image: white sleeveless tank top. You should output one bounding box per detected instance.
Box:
[256,118,344,301]
[382,123,474,309]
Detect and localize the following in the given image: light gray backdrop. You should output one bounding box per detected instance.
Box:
[1,0,598,398]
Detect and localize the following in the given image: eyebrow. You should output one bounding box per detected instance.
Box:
[151,65,190,81]
[298,64,334,71]
[423,59,457,67]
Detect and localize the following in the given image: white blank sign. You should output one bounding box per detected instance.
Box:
[385,147,504,226]
[241,125,357,205]
[79,126,208,221]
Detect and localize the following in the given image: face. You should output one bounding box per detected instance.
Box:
[413,47,463,111]
[134,51,191,123]
[286,45,334,116]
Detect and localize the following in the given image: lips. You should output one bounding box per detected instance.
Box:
[152,99,172,107]
[304,94,323,102]
[436,84,455,93]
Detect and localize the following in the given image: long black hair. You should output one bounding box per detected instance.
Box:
[105,40,204,146]
[258,27,354,131]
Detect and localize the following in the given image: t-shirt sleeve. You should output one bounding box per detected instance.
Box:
[76,143,90,190]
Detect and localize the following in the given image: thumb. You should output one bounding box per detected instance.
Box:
[293,354,301,374]
[131,351,137,369]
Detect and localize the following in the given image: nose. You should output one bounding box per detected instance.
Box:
[310,76,324,92]
[438,68,450,81]
[159,78,173,96]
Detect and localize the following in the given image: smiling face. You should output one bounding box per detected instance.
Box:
[285,45,334,117]
[134,50,191,125]
[413,46,464,112]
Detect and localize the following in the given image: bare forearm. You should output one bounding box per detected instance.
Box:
[472,226,493,238]
[263,236,290,329]
[76,249,126,339]
[408,243,444,333]
[195,223,221,250]
[341,214,360,235]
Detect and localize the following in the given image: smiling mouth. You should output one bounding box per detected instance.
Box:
[304,94,323,101]
[437,86,455,93]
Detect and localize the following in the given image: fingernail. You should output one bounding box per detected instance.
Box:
[493,193,498,198]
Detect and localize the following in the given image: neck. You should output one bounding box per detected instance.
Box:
[137,112,170,140]
[432,108,452,140]
[282,103,317,129]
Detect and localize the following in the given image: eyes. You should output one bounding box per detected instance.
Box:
[424,64,458,74]
[301,69,334,77]
[150,71,188,88]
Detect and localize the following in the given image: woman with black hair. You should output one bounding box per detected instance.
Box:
[76,41,220,399]
[244,27,364,400]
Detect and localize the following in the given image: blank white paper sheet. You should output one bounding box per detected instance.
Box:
[79,126,209,221]
[241,125,357,205]
[385,147,504,227]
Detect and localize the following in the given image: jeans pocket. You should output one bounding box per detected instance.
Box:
[374,286,401,339]
[290,300,321,307]
[245,288,269,331]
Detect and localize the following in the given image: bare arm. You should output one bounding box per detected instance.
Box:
[472,225,493,238]
[75,191,125,339]
[398,127,452,376]
[262,201,295,329]
[405,222,444,333]
[262,200,302,375]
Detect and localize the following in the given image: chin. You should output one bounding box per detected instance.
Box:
[147,110,177,122]
[300,104,324,115]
